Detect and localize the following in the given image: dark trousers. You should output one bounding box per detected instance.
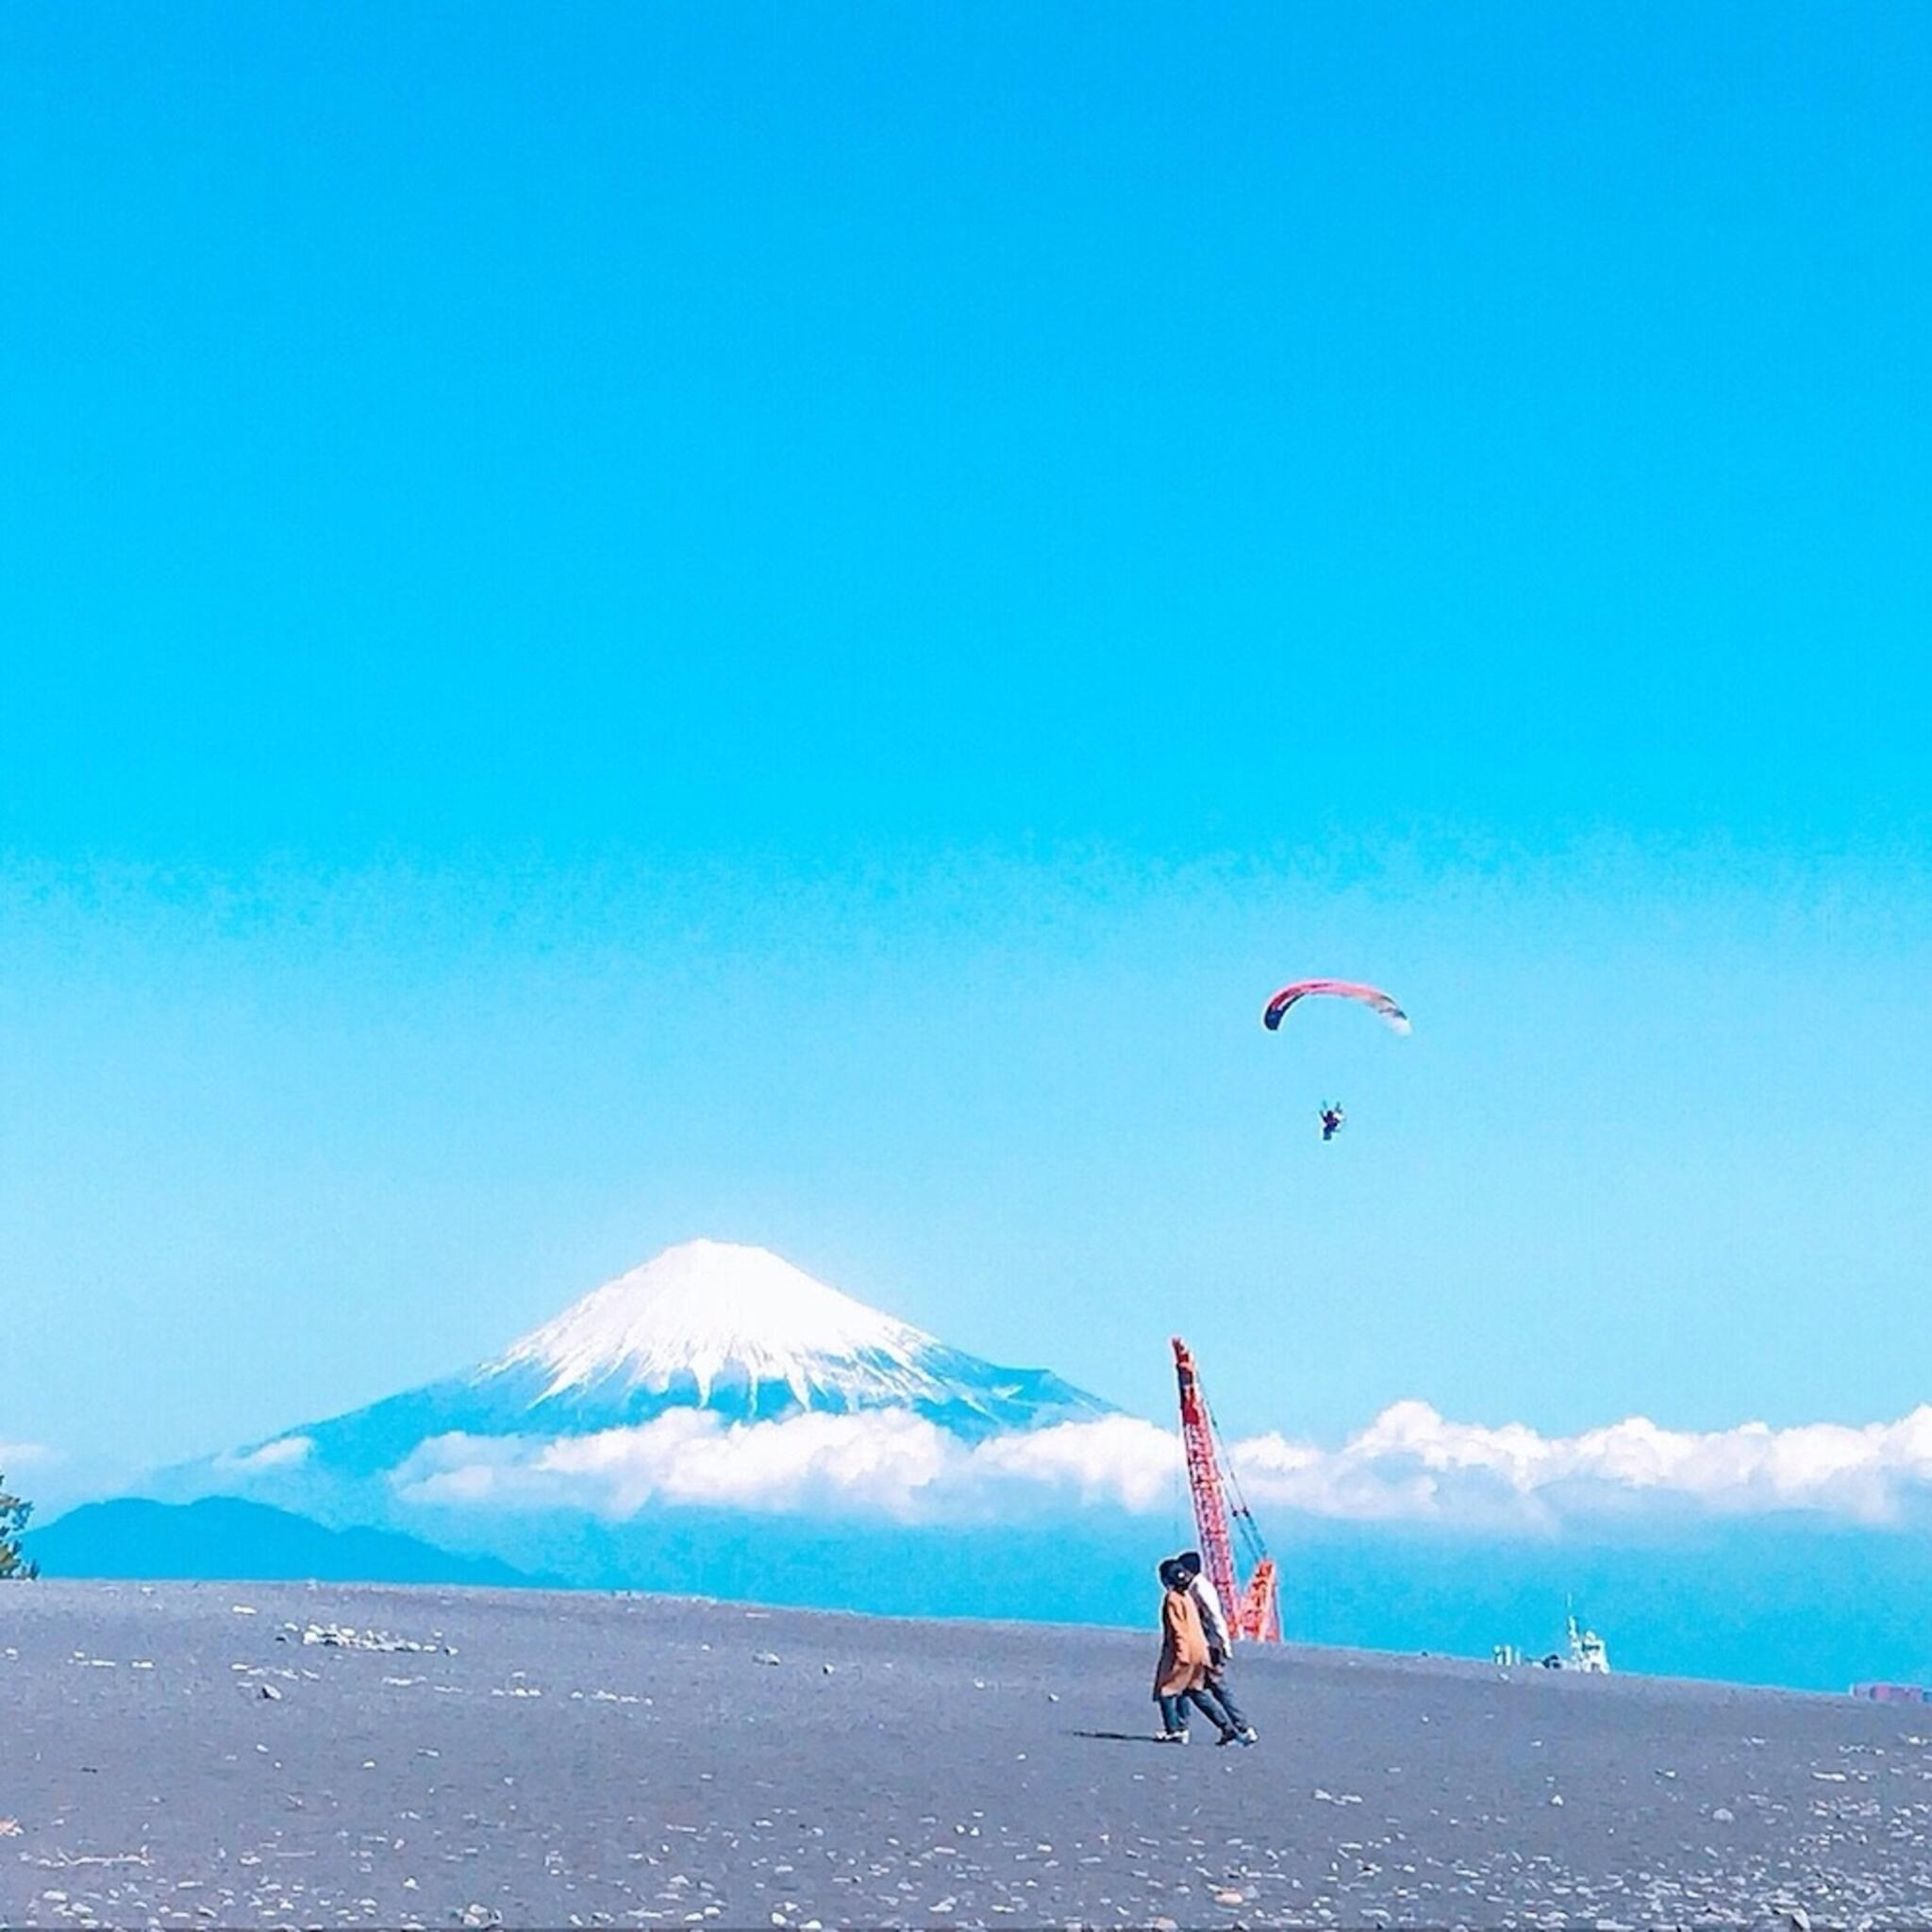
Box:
[1205,1668,1248,1731]
[1159,1684,1236,1735]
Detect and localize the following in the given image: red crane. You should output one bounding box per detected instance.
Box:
[1173,1336,1281,1643]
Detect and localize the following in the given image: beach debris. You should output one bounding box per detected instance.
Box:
[285,1621,453,1654]
[257,1683,282,1701]
[0,1819,20,1837]
[755,1651,782,1666]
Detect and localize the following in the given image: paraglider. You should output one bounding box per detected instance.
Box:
[1262,979,1410,1140]
[1261,979,1410,1036]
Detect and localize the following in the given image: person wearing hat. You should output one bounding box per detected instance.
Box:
[1174,1549,1258,1745]
[1153,1557,1242,1743]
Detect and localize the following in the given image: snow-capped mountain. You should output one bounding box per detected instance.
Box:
[491,1241,1004,1417]
[180,1241,1113,1495]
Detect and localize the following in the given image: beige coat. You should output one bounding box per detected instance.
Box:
[1153,1584,1211,1699]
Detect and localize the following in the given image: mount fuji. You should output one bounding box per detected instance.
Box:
[163,1241,1114,1517]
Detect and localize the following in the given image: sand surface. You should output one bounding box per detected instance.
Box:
[4,1581,1928,1927]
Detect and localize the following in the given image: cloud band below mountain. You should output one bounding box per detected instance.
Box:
[386,1400,1932,1530]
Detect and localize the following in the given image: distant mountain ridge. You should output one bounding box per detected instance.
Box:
[26,1496,542,1587]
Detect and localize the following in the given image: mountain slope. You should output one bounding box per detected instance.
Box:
[27,1496,541,1586]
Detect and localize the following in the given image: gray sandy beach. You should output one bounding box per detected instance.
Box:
[4,1581,1928,1927]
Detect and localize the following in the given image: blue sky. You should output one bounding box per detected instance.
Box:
[3,3,1929,1491]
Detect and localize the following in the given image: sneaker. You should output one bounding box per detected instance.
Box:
[1238,1725,1258,1746]
[1157,1727,1190,1745]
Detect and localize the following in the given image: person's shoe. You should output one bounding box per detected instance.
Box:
[1215,1727,1241,1746]
[1157,1727,1190,1744]
[1237,1725,1258,1745]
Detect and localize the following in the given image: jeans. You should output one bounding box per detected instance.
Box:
[1159,1685,1236,1735]
[1204,1668,1248,1731]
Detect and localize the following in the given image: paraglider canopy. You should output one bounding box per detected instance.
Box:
[1262,979,1410,1035]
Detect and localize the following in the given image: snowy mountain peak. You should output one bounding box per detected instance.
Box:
[489,1240,941,1407]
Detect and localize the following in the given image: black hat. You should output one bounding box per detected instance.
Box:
[1175,1550,1204,1578]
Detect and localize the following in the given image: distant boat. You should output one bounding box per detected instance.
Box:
[1491,1604,1611,1674]
[1852,1681,1932,1704]
[1567,1610,1611,1674]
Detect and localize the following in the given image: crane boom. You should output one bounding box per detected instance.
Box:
[1172,1335,1281,1644]
[1172,1337,1241,1624]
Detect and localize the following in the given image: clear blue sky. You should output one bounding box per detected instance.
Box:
[3,2,1928,1489]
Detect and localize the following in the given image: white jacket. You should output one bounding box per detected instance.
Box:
[1189,1573,1232,1660]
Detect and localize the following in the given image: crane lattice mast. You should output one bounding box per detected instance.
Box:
[1172,1336,1281,1644]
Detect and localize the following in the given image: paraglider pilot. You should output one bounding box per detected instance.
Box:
[1319,1104,1345,1142]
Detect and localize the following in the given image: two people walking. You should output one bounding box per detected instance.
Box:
[1154,1550,1258,1746]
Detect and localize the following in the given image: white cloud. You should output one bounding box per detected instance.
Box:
[383,1401,1932,1531]
[391,1412,1167,1521]
[1226,1400,1932,1528]
[542,1407,957,1515]
[215,1435,315,1474]
[0,1441,52,1473]
[962,1413,1184,1513]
